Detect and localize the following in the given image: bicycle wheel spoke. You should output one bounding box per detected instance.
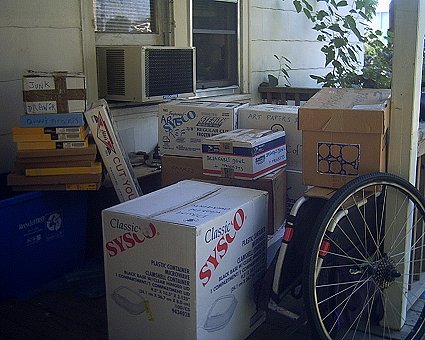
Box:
[303,173,425,340]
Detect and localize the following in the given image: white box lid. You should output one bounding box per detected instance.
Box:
[104,180,267,227]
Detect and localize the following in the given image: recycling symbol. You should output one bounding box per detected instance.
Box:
[46,212,62,232]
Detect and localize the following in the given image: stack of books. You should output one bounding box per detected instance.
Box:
[8,113,102,191]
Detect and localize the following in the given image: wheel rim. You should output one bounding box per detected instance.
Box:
[308,176,425,339]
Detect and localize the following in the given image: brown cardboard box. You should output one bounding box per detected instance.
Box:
[299,88,391,189]
[23,72,86,114]
[162,155,286,234]
[161,155,211,187]
[215,169,286,235]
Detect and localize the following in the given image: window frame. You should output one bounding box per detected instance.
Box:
[192,0,245,97]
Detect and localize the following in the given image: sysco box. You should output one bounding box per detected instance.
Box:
[158,101,245,157]
[102,180,267,339]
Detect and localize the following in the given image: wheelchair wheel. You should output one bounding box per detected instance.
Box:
[303,172,425,339]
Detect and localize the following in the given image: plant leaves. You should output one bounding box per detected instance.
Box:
[301,0,314,11]
[333,37,347,48]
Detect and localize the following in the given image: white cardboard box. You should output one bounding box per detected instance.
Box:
[238,104,302,171]
[158,101,245,157]
[202,129,286,180]
[85,100,143,202]
[102,180,267,340]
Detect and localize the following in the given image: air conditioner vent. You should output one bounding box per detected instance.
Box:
[145,49,194,97]
[106,49,126,96]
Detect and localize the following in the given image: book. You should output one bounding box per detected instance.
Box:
[15,159,95,170]
[25,161,102,176]
[7,172,102,186]
[16,142,97,158]
[13,127,89,142]
[12,125,87,135]
[20,112,85,127]
[11,183,101,192]
[16,138,89,151]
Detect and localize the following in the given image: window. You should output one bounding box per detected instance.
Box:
[94,0,156,33]
[193,0,238,89]
[93,0,168,46]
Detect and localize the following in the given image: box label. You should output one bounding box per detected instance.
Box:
[317,142,360,176]
[158,102,241,157]
[18,209,64,247]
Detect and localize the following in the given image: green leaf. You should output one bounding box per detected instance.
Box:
[282,56,292,64]
[301,0,313,11]
[313,23,326,31]
[348,48,357,61]
[332,60,342,68]
[281,69,289,77]
[293,0,302,13]
[303,8,312,19]
[316,10,328,20]
[317,34,327,41]
[329,24,345,34]
[333,37,347,48]
[325,49,335,66]
[336,0,348,6]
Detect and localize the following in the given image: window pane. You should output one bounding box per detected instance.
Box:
[193,0,238,89]
[194,33,237,88]
[193,0,236,31]
[95,0,156,33]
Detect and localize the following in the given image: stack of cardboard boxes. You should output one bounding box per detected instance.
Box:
[7,72,102,191]
[158,100,288,235]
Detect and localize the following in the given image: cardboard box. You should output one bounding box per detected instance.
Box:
[161,155,211,187]
[158,101,245,157]
[23,72,86,114]
[102,180,267,340]
[215,168,286,235]
[85,100,143,202]
[299,88,391,189]
[161,156,285,234]
[202,129,286,180]
[286,169,309,214]
[238,104,302,170]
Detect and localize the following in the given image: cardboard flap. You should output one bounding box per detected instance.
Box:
[299,88,390,133]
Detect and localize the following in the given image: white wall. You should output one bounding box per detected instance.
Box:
[249,0,327,94]
[0,0,90,174]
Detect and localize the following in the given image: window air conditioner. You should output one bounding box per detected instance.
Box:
[96,46,196,103]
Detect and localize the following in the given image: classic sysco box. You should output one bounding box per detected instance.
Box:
[102,180,267,340]
[158,101,246,157]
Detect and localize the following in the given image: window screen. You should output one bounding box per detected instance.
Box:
[94,0,156,33]
[193,0,238,89]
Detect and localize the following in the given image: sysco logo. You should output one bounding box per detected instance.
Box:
[161,110,197,133]
[105,222,157,257]
[199,209,245,287]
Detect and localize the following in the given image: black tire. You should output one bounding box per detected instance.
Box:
[303,172,425,339]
